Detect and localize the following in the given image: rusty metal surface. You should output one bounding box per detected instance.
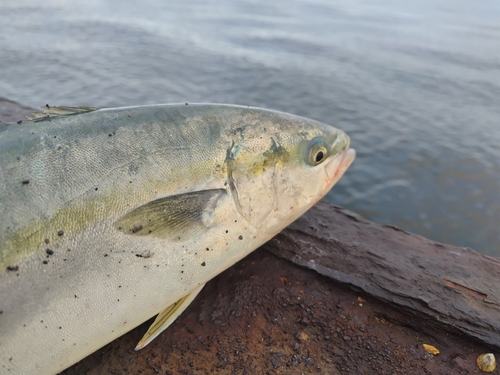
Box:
[264,202,500,350]
[63,251,488,374]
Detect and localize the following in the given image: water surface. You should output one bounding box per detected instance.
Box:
[0,0,499,255]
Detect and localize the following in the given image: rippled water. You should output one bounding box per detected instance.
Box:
[1,0,499,255]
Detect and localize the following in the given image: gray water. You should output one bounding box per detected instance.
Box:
[1,0,499,255]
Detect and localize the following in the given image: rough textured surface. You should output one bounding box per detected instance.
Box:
[1,99,496,374]
[264,202,500,349]
[62,251,490,375]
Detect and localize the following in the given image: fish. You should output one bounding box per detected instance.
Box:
[0,103,355,374]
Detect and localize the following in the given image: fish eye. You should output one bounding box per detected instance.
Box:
[306,138,328,166]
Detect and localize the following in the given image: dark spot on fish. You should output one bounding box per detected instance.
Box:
[108,134,112,137]
[53,136,57,139]
[16,157,20,161]
[46,248,54,255]
[185,103,188,105]
[57,230,64,236]
[135,254,143,257]
[42,260,48,264]
[67,248,71,251]
[74,295,78,298]
[225,230,228,233]
[94,187,98,191]
[201,262,206,266]
[239,235,243,240]
[59,326,62,329]
[118,227,122,230]
[129,181,132,183]
[46,104,50,108]
[206,248,209,251]
[17,120,22,124]
[181,270,184,273]
[45,238,50,244]
[104,254,108,257]
[131,225,142,233]
[6,265,18,271]
[22,180,30,185]
[63,259,67,261]
[0,310,3,314]
[118,285,121,288]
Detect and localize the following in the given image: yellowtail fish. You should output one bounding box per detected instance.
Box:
[0,104,355,374]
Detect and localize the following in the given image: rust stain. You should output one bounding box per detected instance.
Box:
[444,279,487,300]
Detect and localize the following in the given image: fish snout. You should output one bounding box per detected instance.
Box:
[325,147,355,188]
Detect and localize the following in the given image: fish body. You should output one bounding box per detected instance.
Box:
[0,104,354,374]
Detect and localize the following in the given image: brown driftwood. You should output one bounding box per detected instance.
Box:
[0,97,36,124]
[264,201,500,349]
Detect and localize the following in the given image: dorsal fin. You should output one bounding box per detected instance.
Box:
[27,105,98,122]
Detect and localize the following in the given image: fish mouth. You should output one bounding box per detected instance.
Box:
[325,147,356,187]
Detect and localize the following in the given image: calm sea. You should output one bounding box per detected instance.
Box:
[0,0,499,255]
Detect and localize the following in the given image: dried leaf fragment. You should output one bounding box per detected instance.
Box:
[422,343,440,355]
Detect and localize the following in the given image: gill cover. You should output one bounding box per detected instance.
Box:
[225,130,291,228]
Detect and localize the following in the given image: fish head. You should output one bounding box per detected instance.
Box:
[226,110,355,235]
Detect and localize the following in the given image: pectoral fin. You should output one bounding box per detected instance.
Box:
[115,189,227,242]
[135,283,206,350]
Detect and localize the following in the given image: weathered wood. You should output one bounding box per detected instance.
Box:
[263,200,500,349]
[0,97,36,124]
